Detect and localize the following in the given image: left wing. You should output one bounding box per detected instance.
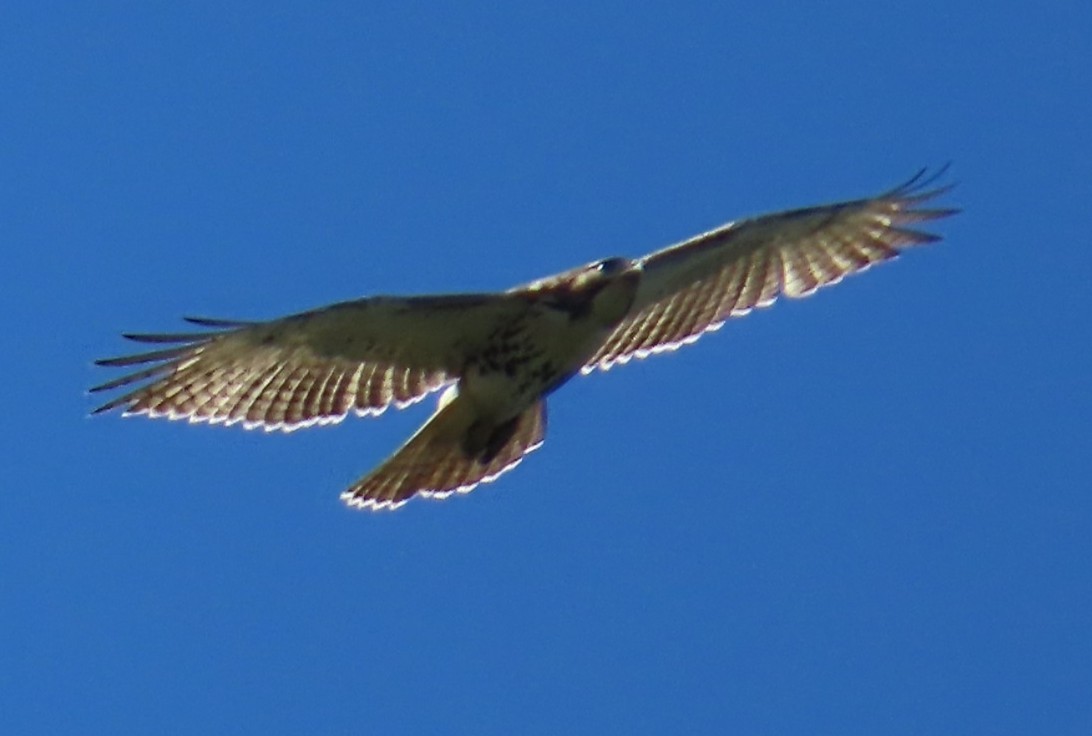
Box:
[91,294,528,431]
[584,169,958,372]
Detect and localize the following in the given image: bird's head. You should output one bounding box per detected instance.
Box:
[519,257,632,293]
[574,258,640,325]
[517,257,639,325]
[569,257,631,290]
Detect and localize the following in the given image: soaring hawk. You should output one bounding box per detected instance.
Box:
[92,169,957,510]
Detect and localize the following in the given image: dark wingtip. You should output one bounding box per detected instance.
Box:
[122,331,213,344]
[183,316,253,327]
[94,345,195,368]
[889,163,957,197]
[89,395,127,415]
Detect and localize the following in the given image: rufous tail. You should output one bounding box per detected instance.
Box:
[341,392,546,511]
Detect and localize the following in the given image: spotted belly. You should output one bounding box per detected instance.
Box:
[458,308,601,422]
[461,342,562,420]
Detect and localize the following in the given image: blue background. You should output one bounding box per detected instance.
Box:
[4,2,1091,733]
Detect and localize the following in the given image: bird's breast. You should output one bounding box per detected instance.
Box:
[459,297,621,421]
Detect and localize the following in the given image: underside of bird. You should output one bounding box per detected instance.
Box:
[90,167,958,513]
[340,387,547,510]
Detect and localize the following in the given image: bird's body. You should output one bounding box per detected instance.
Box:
[92,169,957,510]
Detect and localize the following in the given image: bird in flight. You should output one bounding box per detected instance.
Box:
[92,169,957,510]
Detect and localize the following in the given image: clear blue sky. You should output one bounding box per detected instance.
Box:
[4,2,1091,734]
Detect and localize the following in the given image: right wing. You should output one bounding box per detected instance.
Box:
[585,169,958,372]
[90,294,528,431]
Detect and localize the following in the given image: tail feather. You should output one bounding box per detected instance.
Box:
[341,396,547,511]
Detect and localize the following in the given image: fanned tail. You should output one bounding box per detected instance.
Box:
[341,392,547,511]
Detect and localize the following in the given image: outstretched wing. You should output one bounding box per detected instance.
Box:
[584,168,959,372]
[91,294,527,431]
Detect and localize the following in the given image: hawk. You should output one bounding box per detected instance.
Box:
[92,169,957,510]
